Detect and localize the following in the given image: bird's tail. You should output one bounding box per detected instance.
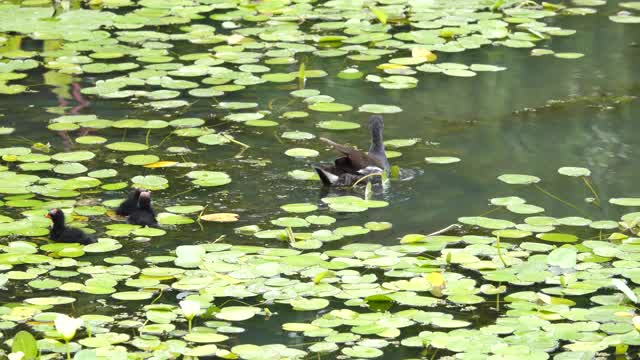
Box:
[314,167,339,186]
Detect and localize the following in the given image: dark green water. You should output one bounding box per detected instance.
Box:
[1,0,640,358]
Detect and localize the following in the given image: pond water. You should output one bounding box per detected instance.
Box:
[1,0,640,359]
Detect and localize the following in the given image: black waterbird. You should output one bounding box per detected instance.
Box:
[45,208,95,244]
[127,191,158,227]
[314,115,390,186]
[115,188,143,216]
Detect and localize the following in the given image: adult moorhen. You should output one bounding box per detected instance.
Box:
[45,208,95,244]
[314,115,390,186]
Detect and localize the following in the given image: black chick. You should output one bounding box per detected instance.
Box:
[127,191,158,227]
[115,188,143,216]
[45,208,95,245]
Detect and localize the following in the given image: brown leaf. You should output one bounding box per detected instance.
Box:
[144,161,178,168]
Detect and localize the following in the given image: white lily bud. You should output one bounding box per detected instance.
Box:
[180,300,200,320]
[54,314,83,341]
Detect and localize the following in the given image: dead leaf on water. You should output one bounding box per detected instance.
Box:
[144,161,178,168]
[200,213,239,222]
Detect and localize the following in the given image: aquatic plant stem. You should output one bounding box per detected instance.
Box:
[188,318,192,333]
[496,236,508,268]
[170,187,197,198]
[427,224,462,236]
[149,289,164,305]
[157,132,173,147]
[582,177,601,206]
[273,131,284,145]
[351,173,383,188]
[218,298,263,308]
[298,61,306,89]
[176,99,199,116]
[533,184,584,215]
[286,227,296,245]
[196,205,208,232]
[421,339,429,357]
[275,99,297,113]
[65,340,71,360]
[430,349,439,360]
[516,0,539,8]
[145,128,151,147]
[221,133,250,148]
[477,206,501,217]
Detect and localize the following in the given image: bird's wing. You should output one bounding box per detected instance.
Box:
[320,137,359,156]
[321,138,382,170]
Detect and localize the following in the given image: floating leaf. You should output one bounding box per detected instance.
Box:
[215,306,260,321]
[358,104,402,114]
[285,148,319,158]
[425,157,460,164]
[166,205,204,214]
[157,213,194,225]
[498,174,541,185]
[308,102,353,112]
[610,198,640,207]
[317,121,360,130]
[536,233,578,243]
[124,155,160,166]
[547,247,577,268]
[200,213,239,222]
[610,13,640,23]
[554,52,584,59]
[281,203,318,213]
[53,162,88,175]
[282,131,315,140]
[506,203,544,214]
[558,167,591,177]
[106,142,149,152]
[187,171,231,187]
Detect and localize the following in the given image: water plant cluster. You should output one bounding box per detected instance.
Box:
[1,0,640,359]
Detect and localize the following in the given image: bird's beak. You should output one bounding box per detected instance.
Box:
[45,213,51,219]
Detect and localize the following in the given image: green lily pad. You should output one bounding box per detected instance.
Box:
[285,148,319,158]
[498,174,541,185]
[358,104,402,114]
[281,203,318,213]
[425,156,460,164]
[157,213,194,225]
[610,198,640,207]
[309,102,353,112]
[317,121,360,130]
[558,167,591,177]
[124,155,160,166]
[106,142,149,152]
